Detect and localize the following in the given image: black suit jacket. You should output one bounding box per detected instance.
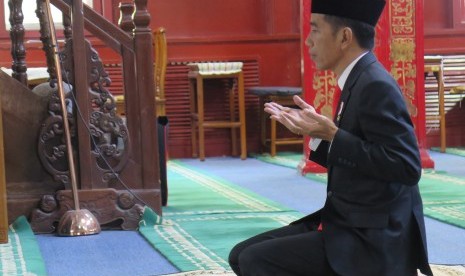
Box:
[301,52,432,276]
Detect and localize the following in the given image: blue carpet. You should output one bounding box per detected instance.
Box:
[36,151,465,275]
[37,231,178,276]
[429,150,465,178]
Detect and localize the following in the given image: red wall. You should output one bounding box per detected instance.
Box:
[147,0,301,86]
[424,0,465,54]
[0,0,302,158]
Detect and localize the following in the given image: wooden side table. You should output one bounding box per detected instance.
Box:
[249,86,303,156]
[188,62,247,161]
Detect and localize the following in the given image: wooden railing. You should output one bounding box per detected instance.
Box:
[6,0,161,231]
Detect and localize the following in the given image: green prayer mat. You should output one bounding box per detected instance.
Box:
[139,160,302,271]
[431,147,465,157]
[0,216,47,276]
[254,152,465,230]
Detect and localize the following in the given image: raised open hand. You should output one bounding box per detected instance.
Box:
[264,95,338,141]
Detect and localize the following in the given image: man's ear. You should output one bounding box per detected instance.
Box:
[340,27,353,49]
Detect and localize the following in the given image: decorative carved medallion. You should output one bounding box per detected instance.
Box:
[37,38,130,188]
[38,89,76,188]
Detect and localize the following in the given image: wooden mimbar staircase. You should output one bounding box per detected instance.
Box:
[2,0,161,233]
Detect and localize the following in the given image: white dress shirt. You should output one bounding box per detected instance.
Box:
[309,51,368,151]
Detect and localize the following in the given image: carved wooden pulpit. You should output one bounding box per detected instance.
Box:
[4,0,161,233]
[300,0,433,173]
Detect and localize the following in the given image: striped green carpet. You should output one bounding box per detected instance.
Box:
[0,216,47,276]
[138,160,302,272]
[255,152,465,230]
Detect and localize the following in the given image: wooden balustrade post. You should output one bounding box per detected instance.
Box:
[132,0,159,195]
[8,0,27,85]
[70,0,93,189]
[118,2,134,34]
[62,12,72,41]
[36,0,56,80]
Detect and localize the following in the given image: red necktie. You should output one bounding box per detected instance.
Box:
[332,86,342,120]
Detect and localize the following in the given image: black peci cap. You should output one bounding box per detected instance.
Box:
[311,0,386,27]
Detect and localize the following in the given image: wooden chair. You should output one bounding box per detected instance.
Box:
[153,28,169,206]
[154,27,167,118]
[115,27,167,118]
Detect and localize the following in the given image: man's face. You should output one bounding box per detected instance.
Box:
[305,14,343,71]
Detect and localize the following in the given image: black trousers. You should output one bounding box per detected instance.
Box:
[228,222,334,276]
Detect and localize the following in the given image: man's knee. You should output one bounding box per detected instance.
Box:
[228,243,241,273]
[237,246,259,274]
[238,243,282,275]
